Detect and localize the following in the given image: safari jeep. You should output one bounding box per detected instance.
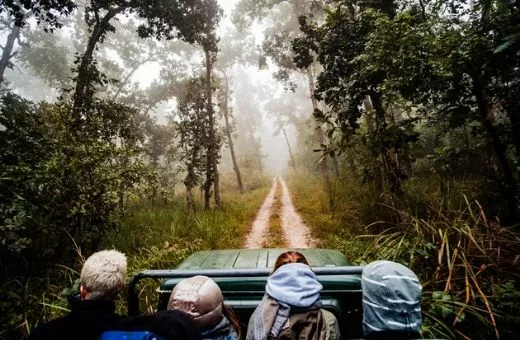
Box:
[128,248,364,338]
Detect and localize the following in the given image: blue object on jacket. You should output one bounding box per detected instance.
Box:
[99,330,164,340]
[266,263,323,307]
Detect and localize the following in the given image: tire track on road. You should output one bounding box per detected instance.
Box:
[244,178,278,249]
[279,177,316,248]
[244,177,315,249]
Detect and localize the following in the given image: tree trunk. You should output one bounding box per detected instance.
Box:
[370,91,403,195]
[214,165,221,207]
[186,187,195,211]
[474,79,519,217]
[185,141,200,211]
[306,67,332,199]
[282,127,296,169]
[363,97,383,191]
[203,46,221,209]
[72,9,119,128]
[203,47,212,210]
[258,155,263,178]
[0,22,22,85]
[222,73,244,193]
[505,105,520,161]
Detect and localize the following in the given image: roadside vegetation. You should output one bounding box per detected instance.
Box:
[268,0,520,337]
[1,181,269,338]
[0,0,271,336]
[288,171,520,339]
[1,0,519,338]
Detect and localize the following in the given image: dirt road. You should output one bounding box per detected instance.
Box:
[278,177,315,248]
[244,177,314,248]
[244,178,278,248]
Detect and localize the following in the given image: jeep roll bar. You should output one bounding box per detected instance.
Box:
[128,266,364,316]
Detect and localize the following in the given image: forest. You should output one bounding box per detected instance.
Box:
[0,0,519,338]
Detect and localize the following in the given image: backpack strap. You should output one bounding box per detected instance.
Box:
[320,309,340,340]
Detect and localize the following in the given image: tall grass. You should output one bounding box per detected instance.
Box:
[105,185,270,274]
[2,182,270,339]
[363,201,520,339]
[112,185,270,316]
[287,171,520,339]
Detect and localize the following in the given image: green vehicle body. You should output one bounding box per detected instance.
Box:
[129,248,364,338]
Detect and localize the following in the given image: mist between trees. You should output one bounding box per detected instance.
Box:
[0,0,519,338]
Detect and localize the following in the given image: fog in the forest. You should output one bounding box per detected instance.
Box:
[3,0,520,337]
[2,0,303,174]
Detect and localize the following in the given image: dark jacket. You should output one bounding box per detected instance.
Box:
[115,310,202,340]
[200,315,238,340]
[28,299,122,340]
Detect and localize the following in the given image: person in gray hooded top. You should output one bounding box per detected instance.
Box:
[247,251,339,340]
[362,260,423,339]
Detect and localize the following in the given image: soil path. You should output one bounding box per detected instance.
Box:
[244,177,315,249]
[278,177,315,248]
[244,178,278,248]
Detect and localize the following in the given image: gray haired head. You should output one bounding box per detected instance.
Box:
[362,260,422,337]
[80,249,127,300]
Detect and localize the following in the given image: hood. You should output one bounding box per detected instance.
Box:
[266,263,322,307]
[362,260,422,336]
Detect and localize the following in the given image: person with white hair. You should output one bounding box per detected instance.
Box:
[29,249,128,340]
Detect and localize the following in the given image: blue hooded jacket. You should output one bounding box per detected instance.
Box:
[247,263,325,340]
[266,263,323,307]
[362,260,422,337]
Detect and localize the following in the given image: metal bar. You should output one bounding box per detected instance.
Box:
[128,266,363,315]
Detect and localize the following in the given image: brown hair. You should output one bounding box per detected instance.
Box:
[222,304,241,338]
[272,251,309,273]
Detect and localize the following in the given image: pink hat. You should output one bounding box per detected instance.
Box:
[167,275,224,330]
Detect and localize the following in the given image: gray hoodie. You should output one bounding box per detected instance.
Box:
[247,263,334,340]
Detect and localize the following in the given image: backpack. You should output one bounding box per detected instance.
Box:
[274,309,337,340]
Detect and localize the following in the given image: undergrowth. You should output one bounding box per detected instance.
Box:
[287,171,520,339]
[1,183,270,339]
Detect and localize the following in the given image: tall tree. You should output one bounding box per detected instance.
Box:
[233,0,333,196]
[17,27,73,90]
[232,66,266,180]
[214,30,255,193]
[293,0,519,211]
[293,1,414,195]
[202,33,222,209]
[274,116,296,169]
[71,0,221,130]
[178,76,208,210]
[0,0,75,84]
[218,71,244,193]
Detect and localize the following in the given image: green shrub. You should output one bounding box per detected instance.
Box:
[288,172,520,339]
